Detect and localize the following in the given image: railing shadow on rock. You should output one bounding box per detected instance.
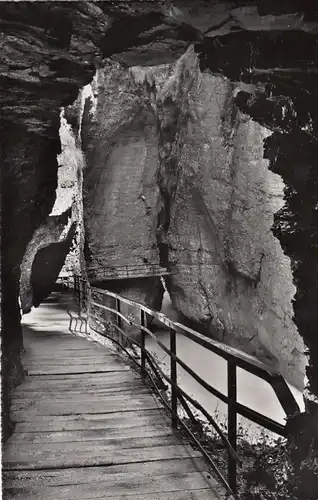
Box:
[71,275,300,500]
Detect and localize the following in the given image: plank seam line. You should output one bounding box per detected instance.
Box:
[27,370,129,376]
[11,408,167,422]
[10,427,169,434]
[2,456,203,473]
[11,408,162,417]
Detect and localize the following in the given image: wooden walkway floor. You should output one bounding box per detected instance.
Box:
[2,292,227,500]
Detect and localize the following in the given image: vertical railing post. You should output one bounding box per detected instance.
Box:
[83,280,87,312]
[228,360,237,494]
[77,276,80,305]
[80,279,83,310]
[116,298,121,328]
[170,328,178,429]
[74,275,79,304]
[116,298,121,345]
[140,309,146,378]
[86,286,91,335]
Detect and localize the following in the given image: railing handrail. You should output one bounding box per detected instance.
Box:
[88,263,167,269]
[92,287,276,370]
[88,285,299,407]
[73,276,300,417]
[72,275,301,498]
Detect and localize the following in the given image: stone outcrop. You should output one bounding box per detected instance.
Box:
[30,223,77,307]
[19,209,73,313]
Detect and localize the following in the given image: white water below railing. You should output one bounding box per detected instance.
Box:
[146,292,305,444]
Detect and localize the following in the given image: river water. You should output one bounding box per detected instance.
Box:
[146,292,305,444]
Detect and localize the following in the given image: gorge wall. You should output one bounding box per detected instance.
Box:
[161,53,306,389]
[2,3,318,495]
[80,64,164,312]
[64,48,305,388]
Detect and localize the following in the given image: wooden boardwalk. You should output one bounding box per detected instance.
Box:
[2,292,227,500]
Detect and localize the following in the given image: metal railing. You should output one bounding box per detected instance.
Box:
[71,275,300,499]
[86,263,171,280]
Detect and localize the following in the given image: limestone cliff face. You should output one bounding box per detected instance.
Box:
[81,65,161,274]
[75,64,164,314]
[156,53,306,388]
[76,49,304,387]
[57,109,86,277]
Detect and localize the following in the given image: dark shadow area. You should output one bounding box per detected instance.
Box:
[31,224,76,308]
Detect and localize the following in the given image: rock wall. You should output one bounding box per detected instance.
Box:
[61,47,306,387]
[80,65,160,271]
[157,51,306,388]
[57,109,87,277]
[76,64,164,316]
[78,49,305,387]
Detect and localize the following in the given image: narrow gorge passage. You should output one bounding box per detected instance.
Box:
[2,2,318,499]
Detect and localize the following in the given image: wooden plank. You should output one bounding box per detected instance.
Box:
[12,380,140,397]
[11,387,153,403]
[23,349,121,363]
[3,456,207,485]
[12,382,149,396]
[14,369,139,382]
[12,409,168,431]
[11,392,158,406]
[3,486,224,500]
[23,347,115,354]
[10,396,162,417]
[24,341,102,347]
[23,341,100,348]
[23,357,122,366]
[11,389,152,402]
[7,424,173,444]
[3,443,201,470]
[16,371,138,383]
[24,347,106,353]
[2,471,217,499]
[25,364,130,375]
[22,352,117,360]
[73,491,224,500]
[24,333,87,339]
[4,434,178,455]
[24,335,91,341]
